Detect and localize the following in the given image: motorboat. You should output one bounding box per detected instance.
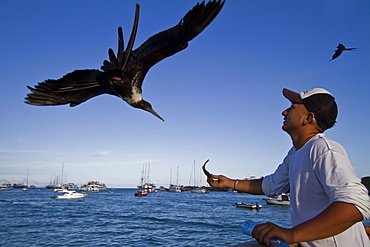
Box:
[51,190,87,199]
[134,190,148,197]
[54,188,68,192]
[168,184,182,192]
[0,183,13,190]
[13,183,27,189]
[235,202,262,210]
[263,193,290,206]
[80,181,107,192]
[191,187,210,193]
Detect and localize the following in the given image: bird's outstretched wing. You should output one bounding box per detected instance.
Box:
[25,70,117,107]
[331,50,343,61]
[330,44,345,61]
[123,0,224,83]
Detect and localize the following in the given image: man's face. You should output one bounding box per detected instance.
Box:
[282,103,309,133]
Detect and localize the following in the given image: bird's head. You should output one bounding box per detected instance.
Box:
[131,100,164,122]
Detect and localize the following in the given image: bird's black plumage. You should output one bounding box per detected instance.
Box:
[330,43,357,61]
[25,0,225,121]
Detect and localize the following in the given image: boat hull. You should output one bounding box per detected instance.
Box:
[235,203,262,210]
[134,190,148,197]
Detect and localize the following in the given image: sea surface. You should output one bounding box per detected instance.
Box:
[0,188,292,247]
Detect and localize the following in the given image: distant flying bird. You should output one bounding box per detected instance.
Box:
[330,43,357,61]
[25,0,225,121]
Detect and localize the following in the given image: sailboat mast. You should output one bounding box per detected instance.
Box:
[170,168,172,185]
[176,166,179,185]
[147,163,150,184]
[141,164,145,187]
[61,162,64,185]
[193,160,196,187]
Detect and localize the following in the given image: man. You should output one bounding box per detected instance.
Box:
[207,88,370,246]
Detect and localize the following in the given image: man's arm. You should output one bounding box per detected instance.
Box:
[207,175,264,195]
[253,201,363,245]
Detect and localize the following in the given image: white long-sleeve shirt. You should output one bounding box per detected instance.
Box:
[262,134,370,246]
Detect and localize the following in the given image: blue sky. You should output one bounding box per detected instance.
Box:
[1,0,369,188]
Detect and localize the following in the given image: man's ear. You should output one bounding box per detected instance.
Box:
[303,112,315,125]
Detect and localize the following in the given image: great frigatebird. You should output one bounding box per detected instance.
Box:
[330,43,356,61]
[25,0,225,121]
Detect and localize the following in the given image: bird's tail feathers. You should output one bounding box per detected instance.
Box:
[102,4,140,72]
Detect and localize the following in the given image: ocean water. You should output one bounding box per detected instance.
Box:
[0,188,293,247]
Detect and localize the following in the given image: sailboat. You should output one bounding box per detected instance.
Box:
[21,170,29,191]
[139,163,157,193]
[135,164,148,197]
[191,161,209,194]
[169,167,182,192]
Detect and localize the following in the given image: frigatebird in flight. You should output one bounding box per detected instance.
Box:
[330,43,356,61]
[25,1,225,121]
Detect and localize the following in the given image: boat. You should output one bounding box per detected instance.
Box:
[54,188,66,192]
[13,183,27,189]
[190,161,210,193]
[45,176,62,189]
[54,189,69,193]
[263,193,290,206]
[169,184,182,192]
[135,164,149,196]
[168,167,182,192]
[138,183,157,193]
[20,169,30,191]
[51,190,87,199]
[0,183,13,190]
[134,190,148,197]
[80,181,107,192]
[235,202,262,210]
[64,183,79,190]
[191,187,210,193]
[137,163,157,193]
[227,188,238,193]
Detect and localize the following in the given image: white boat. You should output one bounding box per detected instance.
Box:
[54,188,67,192]
[87,185,100,193]
[235,202,262,210]
[80,181,107,192]
[168,166,182,192]
[138,183,157,193]
[54,188,69,193]
[191,187,210,193]
[64,183,79,190]
[263,193,290,206]
[1,183,13,190]
[51,190,87,199]
[190,161,209,194]
[169,184,182,192]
